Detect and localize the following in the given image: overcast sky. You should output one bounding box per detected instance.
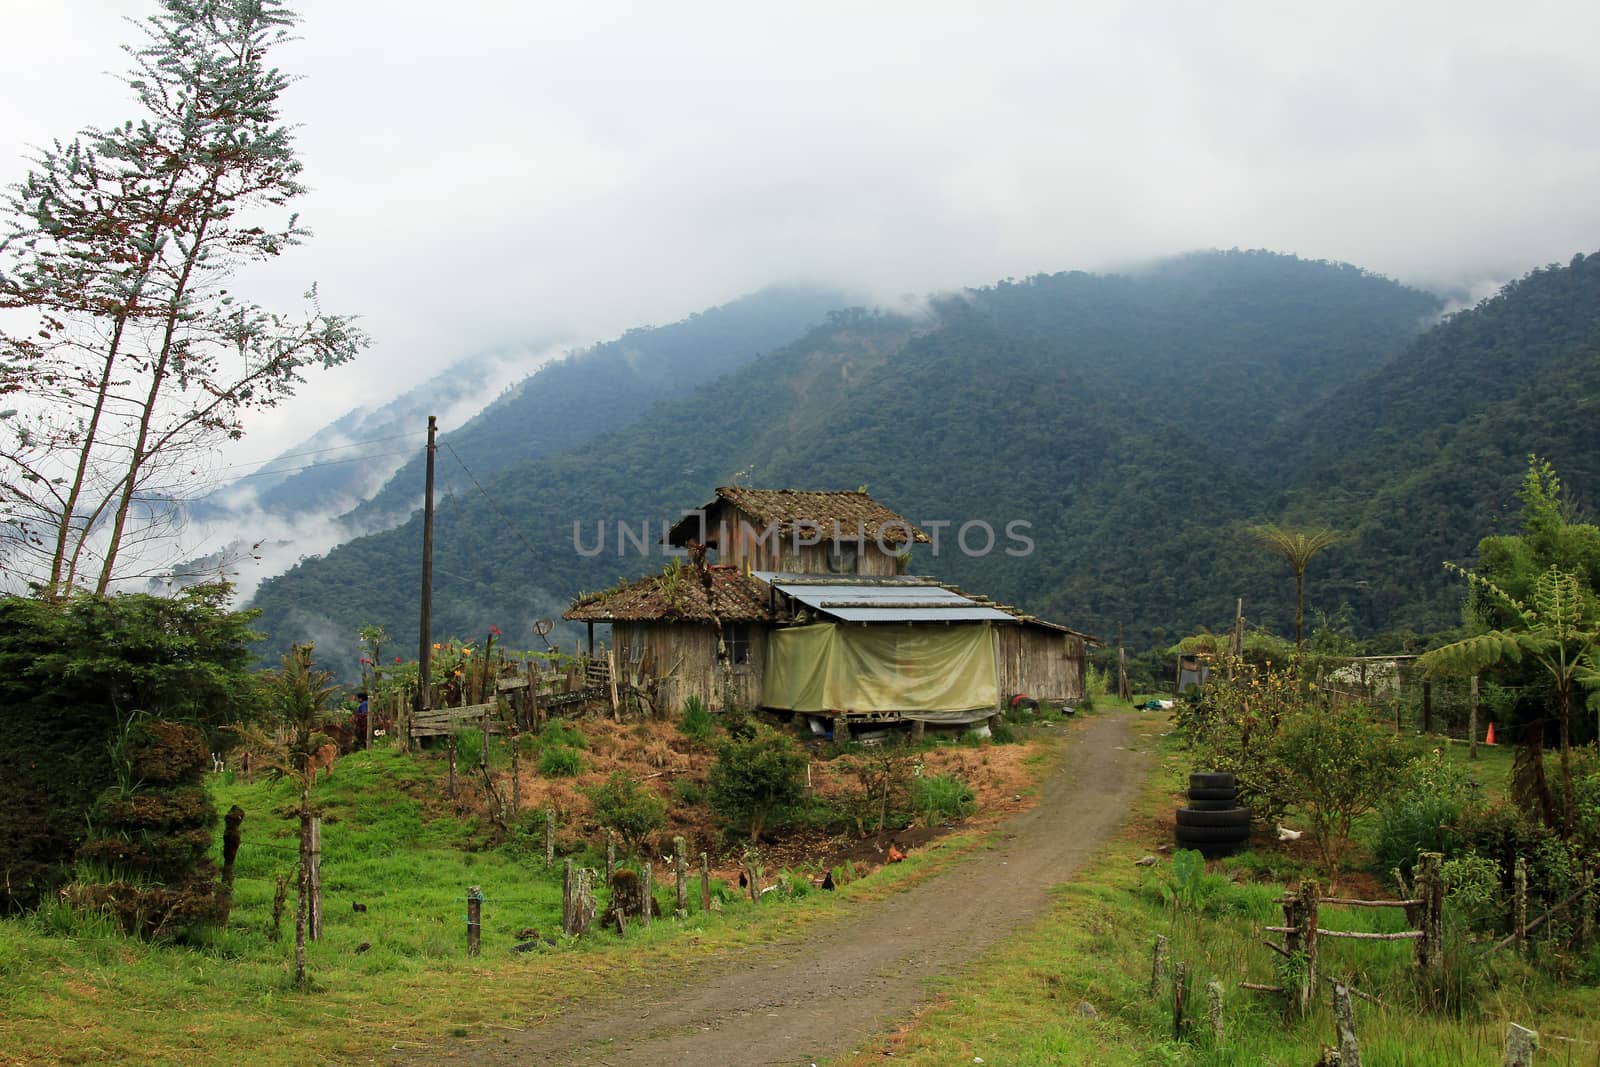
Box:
[4,0,1599,466]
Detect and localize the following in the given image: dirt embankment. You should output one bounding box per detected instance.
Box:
[401,711,1146,1066]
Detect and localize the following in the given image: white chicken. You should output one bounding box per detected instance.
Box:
[1276,824,1304,842]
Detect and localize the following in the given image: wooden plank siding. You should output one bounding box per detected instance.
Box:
[714,504,901,577]
[995,625,1087,703]
[613,620,767,713]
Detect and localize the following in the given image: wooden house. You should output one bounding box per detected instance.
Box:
[565,487,1096,729]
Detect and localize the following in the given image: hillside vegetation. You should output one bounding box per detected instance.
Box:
[251,250,1471,666]
[250,249,1600,667]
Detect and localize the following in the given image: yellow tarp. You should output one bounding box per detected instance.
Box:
[762,623,999,714]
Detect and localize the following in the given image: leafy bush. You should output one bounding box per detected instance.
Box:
[539,745,584,778]
[912,774,976,825]
[720,703,758,740]
[583,772,666,857]
[680,696,714,742]
[1274,707,1408,883]
[1081,665,1109,710]
[670,778,706,806]
[707,728,808,841]
[0,587,256,911]
[1374,750,1478,876]
[1442,853,1504,925]
[539,719,587,750]
[836,746,915,837]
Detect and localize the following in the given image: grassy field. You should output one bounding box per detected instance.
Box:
[0,731,1050,1066]
[837,716,1600,1066]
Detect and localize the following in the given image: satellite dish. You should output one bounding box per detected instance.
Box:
[533,618,556,650]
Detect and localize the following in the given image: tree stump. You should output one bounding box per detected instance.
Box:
[1150,934,1169,997]
[642,862,654,928]
[1205,978,1223,1042]
[1504,1022,1538,1066]
[1332,982,1360,1067]
[603,868,659,931]
[674,836,688,919]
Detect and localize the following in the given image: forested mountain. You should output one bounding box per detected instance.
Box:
[250,250,1470,670]
[1266,252,1600,633]
[339,284,855,531]
[196,349,543,524]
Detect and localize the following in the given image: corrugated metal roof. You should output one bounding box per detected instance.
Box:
[761,574,1015,623]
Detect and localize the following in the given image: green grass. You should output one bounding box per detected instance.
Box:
[834,715,1600,1066]
[0,737,1027,1066]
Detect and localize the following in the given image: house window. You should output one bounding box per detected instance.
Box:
[827,544,858,573]
[721,622,752,665]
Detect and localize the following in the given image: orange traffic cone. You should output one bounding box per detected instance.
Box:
[1485,721,1496,746]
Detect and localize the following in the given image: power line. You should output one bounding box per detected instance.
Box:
[442,441,543,564]
[213,430,426,474]
[186,449,416,499]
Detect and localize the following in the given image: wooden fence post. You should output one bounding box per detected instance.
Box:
[562,859,574,935]
[1415,852,1444,974]
[1283,881,1318,1015]
[1505,1022,1538,1066]
[1332,982,1360,1067]
[1514,857,1528,953]
[544,809,555,869]
[674,836,688,919]
[606,831,616,883]
[295,800,310,988]
[308,815,323,942]
[641,862,654,928]
[1172,961,1187,1040]
[700,851,711,913]
[466,885,482,956]
[1205,978,1223,1043]
[1150,934,1169,997]
[574,867,595,935]
[509,728,520,814]
[1469,674,1480,761]
[1422,679,1433,734]
[1581,870,1595,953]
[480,709,490,771]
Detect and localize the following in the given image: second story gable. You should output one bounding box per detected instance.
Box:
[665,486,930,576]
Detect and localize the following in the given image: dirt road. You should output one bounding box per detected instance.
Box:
[413,711,1145,1065]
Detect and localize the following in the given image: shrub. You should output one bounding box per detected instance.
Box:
[539,719,587,750]
[1273,707,1408,884]
[671,778,706,806]
[707,728,808,841]
[1082,665,1109,710]
[1374,750,1478,877]
[837,746,915,837]
[583,772,666,857]
[913,774,976,825]
[680,696,714,742]
[539,745,584,778]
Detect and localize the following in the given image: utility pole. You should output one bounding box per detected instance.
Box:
[416,415,437,715]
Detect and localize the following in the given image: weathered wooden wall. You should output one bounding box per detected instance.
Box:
[613,621,767,712]
[714,505,900,576]
[996,625,1086,703]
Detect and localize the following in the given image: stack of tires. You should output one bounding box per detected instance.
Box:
[1176,771,1251,856]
